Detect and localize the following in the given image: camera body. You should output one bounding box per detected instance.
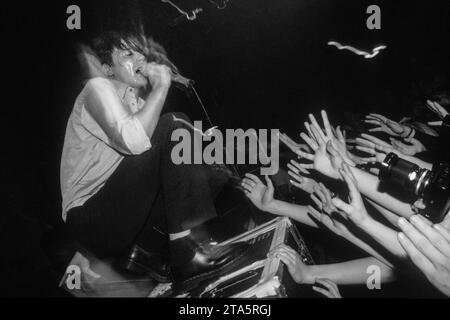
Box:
[379,153,450,223]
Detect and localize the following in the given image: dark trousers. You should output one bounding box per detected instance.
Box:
[66,113,227,259]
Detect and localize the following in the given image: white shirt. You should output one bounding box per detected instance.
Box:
[60,77,151,221]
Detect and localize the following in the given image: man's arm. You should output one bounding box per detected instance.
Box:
[84,65,171,155]
[349,166,415,218]
[304,257,395,285]
[134,63,172,139]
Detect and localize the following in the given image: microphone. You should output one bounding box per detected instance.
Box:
[145,47,194,89]
[170,69,194,88]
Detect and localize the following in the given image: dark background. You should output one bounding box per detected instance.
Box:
[2,0,450,296]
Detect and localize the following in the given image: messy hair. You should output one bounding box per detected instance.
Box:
[91,30,147,66]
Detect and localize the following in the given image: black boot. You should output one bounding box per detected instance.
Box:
[119,244,172,283]
[170,236,250,292]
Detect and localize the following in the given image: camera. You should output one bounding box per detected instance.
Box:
[379,153,450,223]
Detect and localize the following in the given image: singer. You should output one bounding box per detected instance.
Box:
[60,30,248,291]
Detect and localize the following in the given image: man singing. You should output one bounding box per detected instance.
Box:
[60,30,248,291]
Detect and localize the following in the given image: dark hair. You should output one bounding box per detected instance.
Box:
[91,30,147,66]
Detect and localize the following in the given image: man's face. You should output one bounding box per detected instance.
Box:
[109,44,148,88]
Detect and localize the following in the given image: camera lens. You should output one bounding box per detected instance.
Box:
[379,153,430,196]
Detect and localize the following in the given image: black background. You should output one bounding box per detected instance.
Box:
[2,0,450,296]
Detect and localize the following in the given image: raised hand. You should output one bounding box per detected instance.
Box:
[241,173,275,211]
[355,133,399,163]
[331,163,371,227]
[310,183,337,215]
[312,279,342,298]
[287,160,319,194]
[365,113,411,137]
[389,137,426,156]
[308,203,350,238]
[397,214,450,297]
[268,244,311,284]
[426,100,449,120]
[297,111,349,179]
[278,132,310,154]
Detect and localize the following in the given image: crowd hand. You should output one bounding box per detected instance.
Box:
[268,244,311,284]
[297,111,350,179]
[389,137,426,156]
[279,132,310,154]
[397,213,450,297]
[365,113,410,137]
[313,279,342,298]
[309,110,354,165]
[308,194,351,238]
[355,133,400,163]
[332,125,357,166]
[310,182,337,215]
[331,163,371,227]
[241,173,275,212]
[428,120,444,127]
[426,100,449,120]
[287,160,319,194]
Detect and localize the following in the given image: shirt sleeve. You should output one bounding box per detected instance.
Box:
[83,77,151,155]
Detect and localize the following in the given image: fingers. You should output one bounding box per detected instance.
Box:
[307,205,322,220]
[287,168,306,188]
[367,113,388,122]
[368,127,385,133]
[428,121,443,126]
[312,286,335,298]
[397,217,449,265]
[310,193,323,210]
[265,175,274,192]
[296,150,315,161]
[300,132,319,151]
[339,165,360,205]
[356,145,376,155]
[361,133,391,148]
[304,122,315,143]
[287,163,301,176]
[321,110,333,139]
[310,120,327,145]
[358,156,377,164]
[402,215,450,257]
[355,137,375,149]
[335,126,345,143]
[398,232,436,276]
[314,279,341,298]
[313,185,327,204]
[309,113,327,142]
[434,224,450,242]
[240,181,255,193]
[319,182,334,204]
[290,179,305,190]
[326,140,339,157]
[290,159,312,174]
[244,173,263,185]
[242,178,257,188]
[331,196,352,214]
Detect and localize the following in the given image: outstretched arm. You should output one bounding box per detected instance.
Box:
[269,244,395,285]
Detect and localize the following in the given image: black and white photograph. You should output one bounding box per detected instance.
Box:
[3,0,450,304]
